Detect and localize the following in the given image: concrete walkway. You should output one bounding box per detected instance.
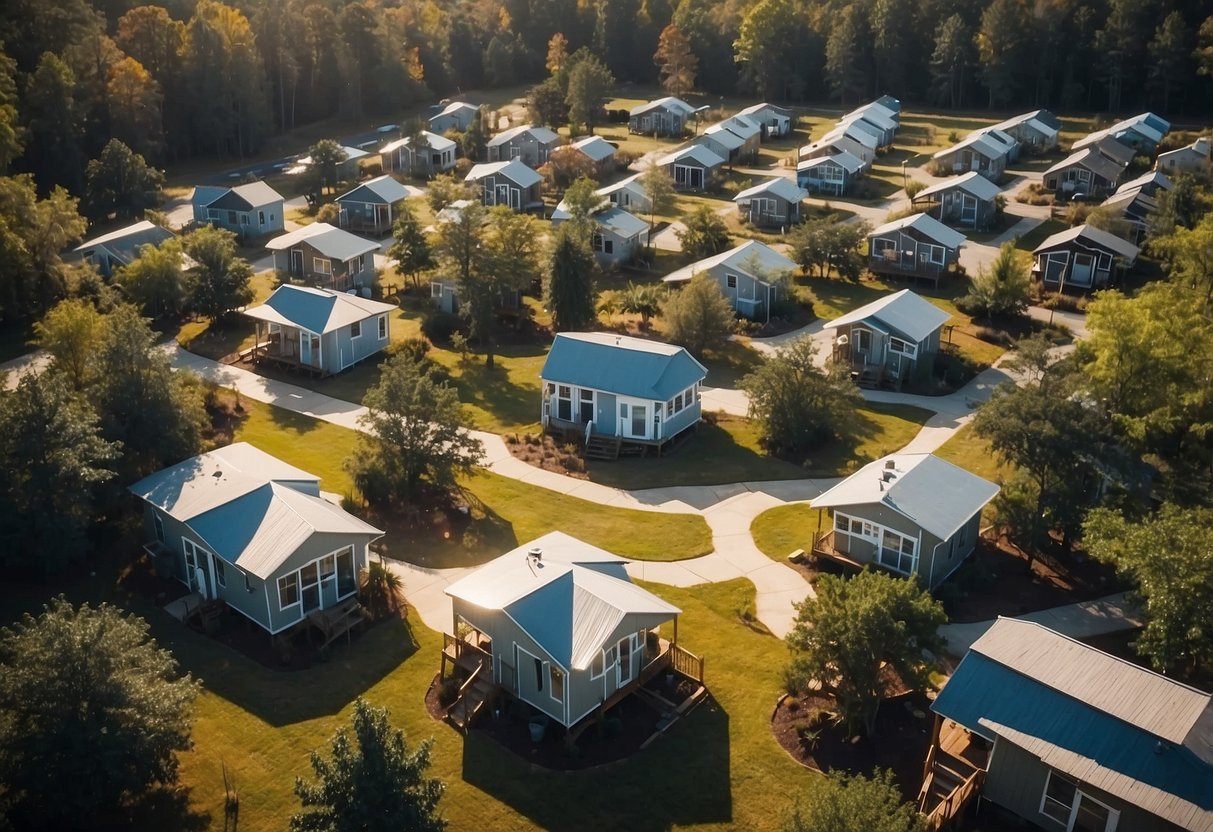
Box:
[938,592,1142,656]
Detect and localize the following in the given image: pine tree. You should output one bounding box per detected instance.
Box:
[386,201,433,289]
[977,0,1029,108]
[1147,11,1191,111]
[544,223,597,331]
[929,14,972,108]
[825,5,870,106]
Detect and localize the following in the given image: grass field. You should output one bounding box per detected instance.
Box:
[750,503,819,560]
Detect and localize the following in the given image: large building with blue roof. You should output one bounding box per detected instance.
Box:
[927,617,1213,832]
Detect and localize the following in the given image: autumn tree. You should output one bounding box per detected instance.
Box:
[83,139,165,221]
[348,353,484,507]
[0,599,199,827]
[106,55,164,160]
[545,32,568,75]
[654,24,698,98]
[787,571,946,737]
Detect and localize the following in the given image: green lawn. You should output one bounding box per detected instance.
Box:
[804,402,934,477]
[933,422,1010,485]
[1013,219,1067,253]
[750,503,819,560]
[231,399,712,564]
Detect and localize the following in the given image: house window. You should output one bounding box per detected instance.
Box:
[153,512,165,543]
[667,400,674,416]
[258,210,266,225]
[920,244,945,266]
[889,337,917,358]
[227,210,238,224]
[534,657,543,691]
[350,320,361,338]
[336,548,356,597]
[550,666,564,702]
[579,388,594,423]
[1040,771,1119,832]
[855,328,872,352]
[431,282,444,298]
[726,274,738,289]
[592,232,605,252]
[618,636,632,681]
[879,528,917,574]
[278,573,299,610]
[377,315,387,339]
[591,652,604,677]
[602,238,614,254]
[243,570,254,592]
[313,257,332,275]
[214,558,226,588]
[556,385,572,421]
[874,238,897,259]
[208,209,220,220]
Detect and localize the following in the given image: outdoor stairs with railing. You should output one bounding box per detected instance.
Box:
[584,433,622,461]
[446,665,497,733]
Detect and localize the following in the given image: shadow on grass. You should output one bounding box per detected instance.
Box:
[176,316,256,362]
[460,696,732,832]
[373,489,518,570]
[699,340,765,389]
[802,402,935,477]
[124,784,212,832]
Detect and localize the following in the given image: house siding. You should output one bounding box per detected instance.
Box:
[488,134,556,168]
[702,262,774,319]
[983,738,1185,832]
[798,162,851,196]
[542,381,701,442]
[830,502,948,585]
[274,240,371,291]
[201,199,285,238]
[629,106,686,137]
[736,193,800,228]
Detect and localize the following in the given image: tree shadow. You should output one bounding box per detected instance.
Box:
[460,695,732,832]
[368,488,517,570]
[123,784,213,832]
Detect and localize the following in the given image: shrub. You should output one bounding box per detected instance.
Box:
[438,677,461,708]
[974,326,1014,346]
[1042,292,1088,313]
[904,179,927,199]
[393,336,431,364]
[421,310,462,343]
[453,158,474,178]
[316,202,340,224]
[947,130,960,143]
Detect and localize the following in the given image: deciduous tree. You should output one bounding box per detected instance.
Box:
[181,225,254,319]
[116,239,192,319]
[33,297,107,389]
[782,770,925,832]
[307,138,349,198]
[654,23,698,98]
[0,46,22,173]
[0,174,88,321]
[640,159,675,244]
[734,0,796,99]
[565,53,614,134]
[957,242,1029,320]
[83,138,165,221]
[23,52,84,193]
[386,201,433,289]
[348,353,483,506]
[786,571,946,737]
[527,77,569,128]
[106,56,164,161]
[661,274,734,356]
[675,204,731,260]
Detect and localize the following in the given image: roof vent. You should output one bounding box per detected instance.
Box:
[528,547,542,562]
[212,469,224,480]
[885,460,897,470]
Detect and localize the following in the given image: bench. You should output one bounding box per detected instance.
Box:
[787,548,806,564]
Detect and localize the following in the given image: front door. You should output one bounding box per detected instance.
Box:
[617,635,635,688]
[961,194,977,226]
[495,184,509,206]
[300,561,321,614]
[596,393,617,435]
[291,249,303,275]
[621,403,648,439]
[183,539,212,599]
[1071,253,1095,287]
[300,331,312,365]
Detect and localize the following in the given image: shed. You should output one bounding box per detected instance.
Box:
[932,133,1010,181]
[1031,224,1139,292]
[74,220,177,278]
[334,175,413,236]
[595,174,650,212]
[1043,146,1126,196]
[1157,137,1212,176]
[550,201,647,267]
[569,135,617,176]
[428,101,480,134]
[192,181,285,239]
[486,124,560,168]
[628,97,697,137]
[736,103,794,139]
[657,143,725,191]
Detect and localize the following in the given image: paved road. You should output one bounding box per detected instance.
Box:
[938,592,1142,656]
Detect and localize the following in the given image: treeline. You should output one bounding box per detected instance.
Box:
[2,0,1213,193]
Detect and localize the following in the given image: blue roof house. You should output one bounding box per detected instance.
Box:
[129,443,383,636]
[540,332,707,457]
[191,181,285,239]
[924,617,1213,832]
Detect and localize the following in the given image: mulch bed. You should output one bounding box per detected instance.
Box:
[503,432,589,480]
[941,534,1122,624]
[425,671,703,771]
[771,690,936,804]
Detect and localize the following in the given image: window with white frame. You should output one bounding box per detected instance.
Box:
[214,558,226,588]
[313,257,332,275]
[1040,771,1119,832]
[920,244,945,266]
[153,512,165,543]
[278,573,299,610]
[555,384,572,421]
[377,315,387,339]
[879,528,917,574]
[276,548,357,613]
[888,337,917,358]
[258,210,266,225]
[350,320,361,338]
[579,388,594,422]
[431,281,444,298]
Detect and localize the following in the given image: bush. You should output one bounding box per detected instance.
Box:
[1042,292,1088,313]
[974,326,1014,346]
[783,659,814,695]
[421,310,462,343]
[437,677,461,708]
[453,158,474,178]
[392,336,431,363]
[904,179,927,199]
[614,149,639,168]
[316,202,340,224]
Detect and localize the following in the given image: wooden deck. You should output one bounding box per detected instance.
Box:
[810,531,867,572]
[919,719,989,830]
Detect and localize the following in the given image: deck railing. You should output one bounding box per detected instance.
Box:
[924,769,984,831]
[670,643,705,683]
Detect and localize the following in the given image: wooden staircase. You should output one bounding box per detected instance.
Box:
[446,664,497,733]
[584,433,622,460]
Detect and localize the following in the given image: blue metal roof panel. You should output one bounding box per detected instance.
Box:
[540,333,708,401]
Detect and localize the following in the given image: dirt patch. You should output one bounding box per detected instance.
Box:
[503,431,589,479]
[203,387,248,447]
[772,691,935,804]
[939,535,1122,624]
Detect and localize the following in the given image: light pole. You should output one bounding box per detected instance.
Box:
[901,160,908,192]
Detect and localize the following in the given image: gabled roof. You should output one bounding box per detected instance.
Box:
[595,173,645,199]
[540,332,707,401]
[932,132,1009,161]
[870,212,967,250]
[629,96,696,118]
[719,114,761,141]
[701,123,746,151]
[797,151,864,174]
[444,532,681,672]
[190,185,226,207]
[661,239,797,286]
[242,284,395,336]
[487,123,559,147]
[1158,137,1212,163]
[571,135,616,162]
[1075,112,1168,150]
[1032,223,1140,261]
[1044,146,1125,184]
[658,143,725,168]
[839,114,887,142]
[336,175,411,206]
[380,130,457,154]
[934,618,1213,832]
[916,171,1003,202]
[971,127,1018,154]
[128,443,383,579]
[874,94,901,113]
[205,181,285,211]
[1091,135,1135,167]
[264,223,378,262]
[734,176,808,203]
[990,110,1061,139]
[433,101,478,119]
[594,206,648,237]
[823,288,952,343]
[1117,169,1172,194]
[465,159,543,189]
[810,452,999,541]
[825,122,879,149]
[737,102,792,120]
[75,220,175,263]
[846,102,898,129]
[1100,187,1158,217]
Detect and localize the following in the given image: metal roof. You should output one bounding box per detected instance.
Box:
[75,220,175,263]
[661,239,797,285]
[845,104,897,131]
[934,618,1213,832]
[825,123,879,149]
[1075,113,1167,150]
[1032,223,1140,261]
[228,181,285,208]
[1117,170,1172,194]
[797,151,864,174]
[540,332,707,401]
[1044,146,1126,185]
[824,288,952,343]
[594,206,648,237]
[916,171,1003,202]
[737,102,792,119]
[465,159,543,189]
[734,176,808,203]
[990,110,1061,139]
[336,175,411,206]
[810,452,999,541]
[486,123,559,147]
[264,223,379,262]
[128,443,382,579]
[658,143,725,168]
[242,284,396,335]
[629,96,696,117]
[595,173,643,198]
[870,212,967,250]
[380,131,457,154]
[571,135,616,162]
[932,132,1009,161]
[702,123,746,150]
[435,101,478,118]
[720,114,761,140]
[444,532,681,672]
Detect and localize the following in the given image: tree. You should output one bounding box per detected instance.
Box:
[426,172,475,214]
[740,336,862,457]
[348,353,484,506]
[0,175,88,321]
[618,281,663,326]
[559,176,604,223]
[359,561,404,621]
[33,297,106,389]
[92,304,207,481]
[386,201,433,289]
[106,55,164,161]
[825,5,870,106]
[640,159,675,244]
[23,52,84,193]
[733,0,796,99]
[788,220,870,280]
[307,138,349,198]
[654,24,698,97]
[0,374,117,573]
[181,225,255,319]
[116,239,192,319]
[543,145,598,189]
[476,207,543,366]
[83,139,165,222]
[661,274,734,357]
[1147,12,1191,111]
[957,242,1029,319]
[870,0,914,99]
[1095,0,1149,112]
[782,770,925,832]
[1086,504,1213,674]
[976,0,1029,108]
[544,222,597,331]
[0,45,23,173]
[0,598,199,828]
[929,14,973,109]
[675,205,731,260]
[545,32,568,75]
[565,54,614,134]
[787,571,946,737]
[1154,213,1213,308]
[1197,15,1213,81]
[526,77,568,128]
[292,698,444,832]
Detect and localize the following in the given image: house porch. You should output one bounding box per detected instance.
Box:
[918,716,989,830]
[340,201,394,236]
[868,254,949,288]
[245,320,327,377]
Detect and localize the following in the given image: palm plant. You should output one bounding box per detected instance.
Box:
[359,560,405,620]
